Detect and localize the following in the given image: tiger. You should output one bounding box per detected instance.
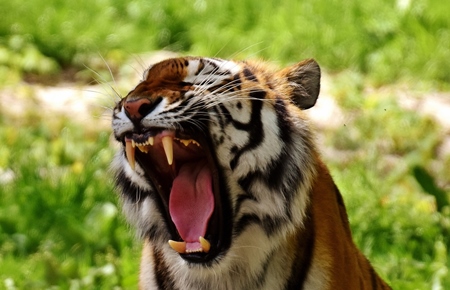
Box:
[111,56,392,290]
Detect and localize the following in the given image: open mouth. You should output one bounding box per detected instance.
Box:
[123,128,228,262]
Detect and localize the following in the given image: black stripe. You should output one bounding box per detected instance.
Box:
[195,60,205,75]
[285,208,315,290]
[232,73,242,91]
[237,170,263,193]
[179,81,191,86]
[333,182,353,238]
[145,225,159,240]
[205,59,220,71]
[274,97,293,142]
[229,90,266,170]
[267,97,305,202]
[212,106,226,131]
[208,80,234,94]
[233,104,303,192]
[114,167,150,203]
[333,182,345,207]
[368,260,378,290]
[253,249,274,288]
[235,213,286,237]
[218,103,233,125]
[153,247,178,290]
[197,79,219,86]
[243,67,257,81]
[267,150,302,198]
[163,94,210,121]
[235,214,260,236]
[197,59,223,77]
[235,192,258,216]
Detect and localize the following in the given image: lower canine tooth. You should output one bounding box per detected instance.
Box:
[168,240,186,254]
[199,236,211,253]
[125,140,136,170]
[161,136,174,165]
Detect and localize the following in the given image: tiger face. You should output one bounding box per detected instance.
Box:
[111,57,390,289]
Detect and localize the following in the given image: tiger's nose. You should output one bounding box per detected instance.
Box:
[124,98,154,121]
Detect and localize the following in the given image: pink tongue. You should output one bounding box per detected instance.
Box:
[169,161,214,246]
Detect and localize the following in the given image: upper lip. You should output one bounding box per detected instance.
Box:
[122,128,228,262]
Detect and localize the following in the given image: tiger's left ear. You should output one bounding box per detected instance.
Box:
[283,59,321,110]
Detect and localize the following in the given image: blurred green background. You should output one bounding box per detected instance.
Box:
[0,0,449,289]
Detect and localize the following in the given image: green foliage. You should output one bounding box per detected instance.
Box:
[325,92,450,289]
[413,165,449,212]
[0,0,449,85]
[0,114,140,289]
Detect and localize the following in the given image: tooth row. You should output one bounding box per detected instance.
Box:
[168,237,211,254]
[125,135,201,170]
[133,136,154,148]
[174,138,200,147]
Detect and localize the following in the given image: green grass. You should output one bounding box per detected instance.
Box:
[0,0,449,86]
[1,0,449,289]
[324,92,450,288]
[0,114,141,289]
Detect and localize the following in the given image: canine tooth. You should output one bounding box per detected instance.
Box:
[137,145,148,153]
[148,136,154,146]
[131,139,136,148]
[192,140,200,147]
[162,136,173,165]
[168,240,186,254]
[199,236,211,253]
[125,140,136,170]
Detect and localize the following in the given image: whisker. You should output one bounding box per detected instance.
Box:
[226,41,266,60]
[97,52,117,86]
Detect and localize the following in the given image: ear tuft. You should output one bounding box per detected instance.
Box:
[284,59,321,110]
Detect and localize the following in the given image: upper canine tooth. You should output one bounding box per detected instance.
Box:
[148,136,154,146]
[161,136,174,165]
[131,139,136,148]
[125,140,136,170]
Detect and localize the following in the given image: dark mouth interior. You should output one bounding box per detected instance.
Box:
[124,129,226,262]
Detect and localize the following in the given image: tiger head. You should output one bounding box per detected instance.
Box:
[111,57,321,285]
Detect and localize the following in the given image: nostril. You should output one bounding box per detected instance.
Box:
[124,97,163,120]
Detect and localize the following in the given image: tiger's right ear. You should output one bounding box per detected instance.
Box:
[282,59,321,110]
